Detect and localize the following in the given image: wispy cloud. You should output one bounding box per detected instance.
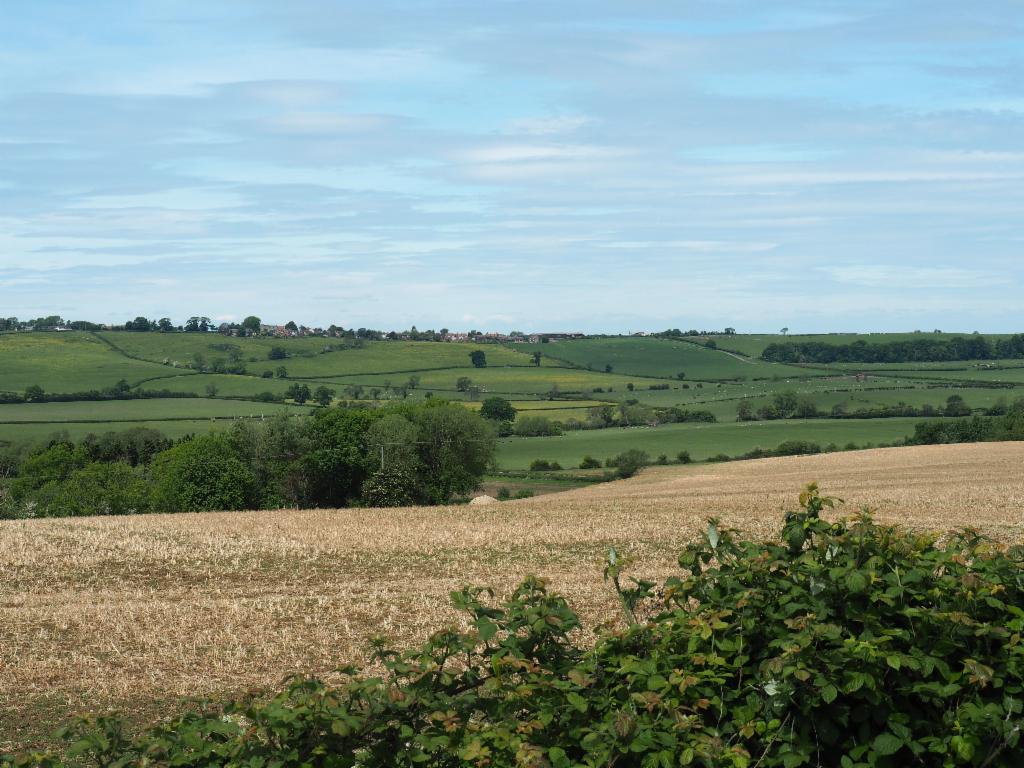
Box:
[820,265,1005,289]
[0,0,1022,331]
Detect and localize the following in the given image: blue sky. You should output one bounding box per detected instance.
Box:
[1,1,1022,332]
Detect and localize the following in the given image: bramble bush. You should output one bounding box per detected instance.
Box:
[5,485,1024,767]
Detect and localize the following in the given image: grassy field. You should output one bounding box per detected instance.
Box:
[0,398,312,424]
[0,418,256,443]
[2,331,1021,463]
[709,332,1013,359]
[515,336,824,380]
[496,417,925,468]
[3,442,1023,751]
[136,372,332,398]
[101,333,538,377]
[0,333,187,393]
[0,398,313,445]
[319,366,654,396]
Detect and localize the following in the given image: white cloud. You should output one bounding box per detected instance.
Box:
[720,170,1024,186]
[505,115,592,135]
[453,143,626,164]
[263,113,393,135]
[819,265,1004,289]
[600,240,778,252]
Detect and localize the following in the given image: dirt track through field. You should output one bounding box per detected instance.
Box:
[2,442,1023,748]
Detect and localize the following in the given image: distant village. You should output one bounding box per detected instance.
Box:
[0,314,591,343]
[256,324,588,344]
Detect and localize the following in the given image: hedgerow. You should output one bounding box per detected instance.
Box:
[5,485,1023,767]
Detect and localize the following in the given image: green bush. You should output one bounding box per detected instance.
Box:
[360,469,417,507]
[149,435,257,512]
[529,459,563,472]
[514,416,563,437]
[579,455,602,469]
[46,461,151,516]
[480,396,517,422]
[611,448,649,478]
[12,486,1024,766]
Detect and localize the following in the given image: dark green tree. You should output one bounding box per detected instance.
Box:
[49,462,151,516]
[241,316,261,335]
[150,435,256,512]
[300,408,380,507]
[480,397,516,422]
[361,469,417,507]
[313,386,335,407]
[412,404,496,503]
[612,448,649,478]
[286,383,311,404]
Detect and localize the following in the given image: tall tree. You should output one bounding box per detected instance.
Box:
[480,397,516,422]
[313,386,335,407]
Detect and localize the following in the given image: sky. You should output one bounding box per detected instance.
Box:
[1,1,1022,333]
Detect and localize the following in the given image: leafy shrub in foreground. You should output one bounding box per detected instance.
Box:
[6,485,1024,767]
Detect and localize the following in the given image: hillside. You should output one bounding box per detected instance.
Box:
[3,331,1022,462]
[3,441,1023,750]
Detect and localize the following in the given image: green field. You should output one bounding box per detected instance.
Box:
[0,398,312,424]
[0,419,255,444]
[138,372,328,398]
[319,366,654,397]
[516,336,824,380]
[709,332,1014,359]
[0,398,312,445]
[2,330,1020,465]
[0,333,188,393]
[101,333,539,377]
[496,418,927,469]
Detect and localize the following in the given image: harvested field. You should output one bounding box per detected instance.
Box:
[2,442,1024,749]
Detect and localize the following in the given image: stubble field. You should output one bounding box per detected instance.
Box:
[2,442,1024,750]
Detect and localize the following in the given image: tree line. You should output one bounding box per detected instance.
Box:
[0,401,497,519]
[1,380,197,405]
[735,391,982,422]
[907,397,1024,446]
[762,334,1024,364]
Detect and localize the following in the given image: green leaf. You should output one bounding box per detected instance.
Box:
[548,746,570,768]
[873,733,903,756]
[475,617,497,642]
[845,570,868,593]
[820,684,838,703]
[707,521,720,549]
[647,674,668,691]
[330,720,350,736]
[567,692,588,713]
